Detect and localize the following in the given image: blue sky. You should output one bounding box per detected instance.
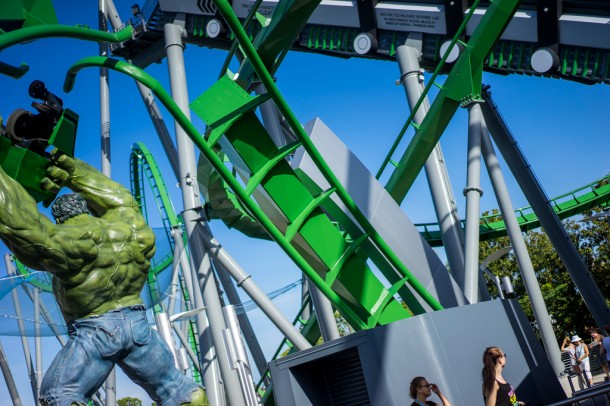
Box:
[0,1,609,404]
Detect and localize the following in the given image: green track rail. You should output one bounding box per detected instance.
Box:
[192,0,442,327]
[65,56,433,330]
[129,142,202,383]
[417,175,610,247]
[60,0,524,331]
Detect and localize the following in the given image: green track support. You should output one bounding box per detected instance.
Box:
[64,56,435,330]
[382,0,520,203]
[192,76,415,327]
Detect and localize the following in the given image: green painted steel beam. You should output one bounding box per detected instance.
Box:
[63,56,374,331]
[384,0,520,203]
[0,24,132,78]
[236,0,321,85]
[192,76,410,326]
[208,0,443,317]
[0,0,58,32]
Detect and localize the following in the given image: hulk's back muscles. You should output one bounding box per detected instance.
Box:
[51,216,155,322]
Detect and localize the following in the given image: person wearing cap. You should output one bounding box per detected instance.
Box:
[561,336,581,376]
[572,335,593,387]
[0,150,209,405]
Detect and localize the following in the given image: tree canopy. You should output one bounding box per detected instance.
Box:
[479,206,610,343]
[117,397,143,406]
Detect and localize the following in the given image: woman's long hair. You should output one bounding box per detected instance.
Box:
[482,347,503,394]
[410,376,427,399]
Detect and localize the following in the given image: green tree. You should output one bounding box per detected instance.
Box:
[117,397,142,406]
[480,206,610,343]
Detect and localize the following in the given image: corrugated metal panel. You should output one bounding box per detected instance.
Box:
[324,348,371,406]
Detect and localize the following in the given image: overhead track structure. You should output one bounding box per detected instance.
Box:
[113,0,610,84]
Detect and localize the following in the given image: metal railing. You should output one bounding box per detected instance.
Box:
[545,382,610,406]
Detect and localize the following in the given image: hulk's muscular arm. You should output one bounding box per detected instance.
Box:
[0,160,82,273]
[44,152,139,220]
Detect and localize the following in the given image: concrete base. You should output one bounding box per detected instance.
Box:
[269,299,566,406]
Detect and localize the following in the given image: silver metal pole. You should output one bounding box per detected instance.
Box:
[98,2,116,403]
[480,267,503,299]
[103,0,181,180]
[480,124,565,375]
[199,226,311,351]
[33,287,42,401]
[213,256,269,378]
[164,20,245,406]
[480,88,610,328]
[5,255,37,402]
[155,312,180,368]
[307,277,340,341]
[0,339,22,405]
[166,240,183,317]
[172,323,202,373]
[222,305,259,406]
[300,277,311,322]
[255,85,297,148]
[99,0,111,177]
[135,82,181,179]
[172,229,224,406]
[463,104,484,303]
[396,41,466,282]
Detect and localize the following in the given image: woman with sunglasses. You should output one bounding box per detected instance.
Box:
[482,347,527,406]
[409,376,452,406]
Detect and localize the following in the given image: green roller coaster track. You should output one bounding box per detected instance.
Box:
[0,2,608,403]
[417,174,610,247]
[23,0,551,333]
[2,0,606,334]
[129,142,202,384]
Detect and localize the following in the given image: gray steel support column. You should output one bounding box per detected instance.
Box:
[135,82,181,179]
[463,103,484,303]
[33,287,42,401]
[480,126,565,375]
[222,306,259,406]
[255,85,297,148]
[396,42,466,281]
[5,255,37,402]
[98,3,116,403]
[104,0,181,180]
[213,255,268,378]
[0,339,22,405]
[167,238,184,317]
[307,277,340,341]
[172,227,224,406]
[198,227,312,351]
[300,277,311,322]
[99,0,111,177]
[164,21,245,406]
[172,323,201,371]
[480,89,610,328]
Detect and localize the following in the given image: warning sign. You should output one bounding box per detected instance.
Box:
[375,4,446,34]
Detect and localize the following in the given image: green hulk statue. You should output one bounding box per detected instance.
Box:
[0,150,209,406]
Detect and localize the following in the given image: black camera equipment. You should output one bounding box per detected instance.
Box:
[3,80,65,153]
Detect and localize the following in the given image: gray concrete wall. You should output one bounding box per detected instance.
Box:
[270,299,565,405]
